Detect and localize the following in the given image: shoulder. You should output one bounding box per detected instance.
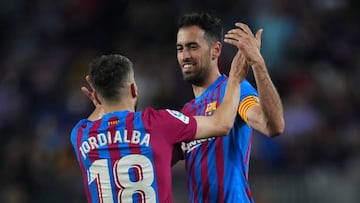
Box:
[70,119,90,145]
[142,107,190,123]
[181,99,196,113]
[240,79,258,97]
[140,107,191,128]
[71,119,90,132]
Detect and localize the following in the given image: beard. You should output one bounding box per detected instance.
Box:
[182,56,211,86]
[182,67,210,86]
[181,49,212,86]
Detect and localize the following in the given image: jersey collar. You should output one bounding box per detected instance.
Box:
[195,74,227,103]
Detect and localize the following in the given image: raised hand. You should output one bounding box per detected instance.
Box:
[224,23,263,67]
[81,75,101,107]
[81,75,104,121]
[229,50,248,84]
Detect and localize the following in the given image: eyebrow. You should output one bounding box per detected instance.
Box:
[176,42,198,47]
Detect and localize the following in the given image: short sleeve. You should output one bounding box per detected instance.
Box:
[141,107,197,144]
[238,80,259,122]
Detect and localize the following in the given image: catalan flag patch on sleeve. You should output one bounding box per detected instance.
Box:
[238,96,259,123]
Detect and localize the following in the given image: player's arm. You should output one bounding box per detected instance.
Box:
[225,22,285,137]
[193,51,248,139]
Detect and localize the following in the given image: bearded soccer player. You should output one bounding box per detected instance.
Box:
[174,13,285,202]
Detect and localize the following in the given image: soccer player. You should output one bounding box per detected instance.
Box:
[70,52,248,203]
[174,13,285,202]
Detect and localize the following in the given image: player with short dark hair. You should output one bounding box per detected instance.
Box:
[175,12,285,202]
[70,51,248,203]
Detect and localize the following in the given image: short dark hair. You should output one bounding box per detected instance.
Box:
[178,12,223,44]
[89,54,133,102]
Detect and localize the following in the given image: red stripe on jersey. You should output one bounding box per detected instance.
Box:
[76,125,92,203]
[215,138,225,203]
[215,78,226,202]
[245,178,253,201]
[88,119,102,162]
[126,112,140,154]
[107,116,122,199]
[200,141,210,202]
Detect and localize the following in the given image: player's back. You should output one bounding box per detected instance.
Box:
[70,107,197,203]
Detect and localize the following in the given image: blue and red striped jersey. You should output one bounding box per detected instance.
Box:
[181,74,258,203]
[70,107,197,203]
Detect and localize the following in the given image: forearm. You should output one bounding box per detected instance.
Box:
[213,78,240,131]
[194,79,240,139]
[251,58,284,135]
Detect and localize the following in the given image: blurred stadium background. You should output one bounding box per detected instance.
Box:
[0,0,359,202]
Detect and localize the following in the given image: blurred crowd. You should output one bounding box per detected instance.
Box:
[0,0,359,202]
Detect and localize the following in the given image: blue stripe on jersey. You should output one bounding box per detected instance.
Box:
[207,139,218,202]
[70,120,86,161]
[186,149,195,202]
[240,79,258,100]
[194,146,203,201]
[133,111,159,203]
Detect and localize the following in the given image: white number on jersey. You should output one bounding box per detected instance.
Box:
[88,154,156,203]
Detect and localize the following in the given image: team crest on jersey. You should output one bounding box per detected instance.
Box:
[166,109,189,124]
[205,101,217,116]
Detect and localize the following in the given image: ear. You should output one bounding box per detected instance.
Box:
[211,42,222,60]
[130,82,138,98]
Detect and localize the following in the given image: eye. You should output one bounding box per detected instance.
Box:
[176,46,183,52]
[189,44,198,50]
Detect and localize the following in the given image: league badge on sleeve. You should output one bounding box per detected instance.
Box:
[166,109,190,124]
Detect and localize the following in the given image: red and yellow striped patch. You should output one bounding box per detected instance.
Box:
[108,119,119,126]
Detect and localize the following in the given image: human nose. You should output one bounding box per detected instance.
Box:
[181,48,191,61]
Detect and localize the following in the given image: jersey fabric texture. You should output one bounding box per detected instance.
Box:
[181,74,258,203]
[70,107,197,203]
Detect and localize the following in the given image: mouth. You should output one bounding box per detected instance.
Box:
[182,63,195,73]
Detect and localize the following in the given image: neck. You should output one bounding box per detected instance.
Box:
[103,101,135,114]
[192,69,221,98]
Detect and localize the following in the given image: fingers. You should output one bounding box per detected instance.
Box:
[255,28,263,41]
[235,23,254,36]
[81,86,92,99]
[224,22,255,47]
[224,36,239,46]
[85,75,95,91]
[225,22,258,40]
[255,29,263,49]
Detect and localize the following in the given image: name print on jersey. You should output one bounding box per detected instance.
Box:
[79,129,150,159]
[182,137,216,153]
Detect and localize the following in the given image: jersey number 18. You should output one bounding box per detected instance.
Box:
[88,154,156,202]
